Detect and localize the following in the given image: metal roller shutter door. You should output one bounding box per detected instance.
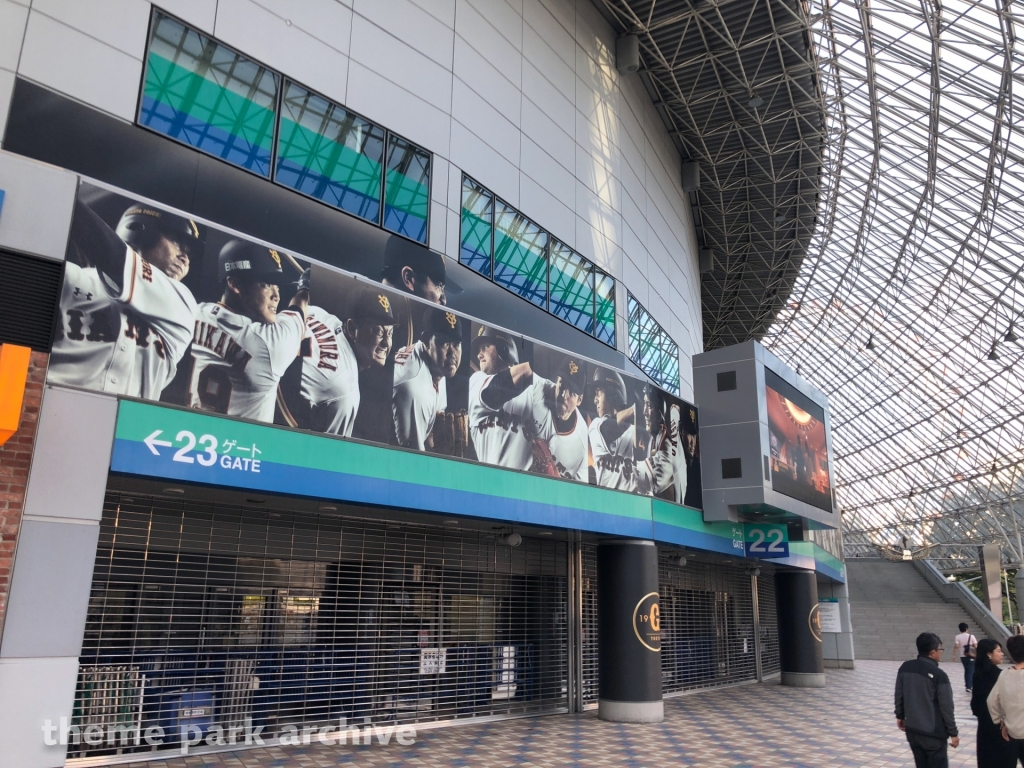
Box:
[72,492,569,759]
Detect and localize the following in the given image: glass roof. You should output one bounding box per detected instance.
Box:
[761,0,1024,570]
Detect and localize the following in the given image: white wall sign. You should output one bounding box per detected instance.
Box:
[818,599,842,633]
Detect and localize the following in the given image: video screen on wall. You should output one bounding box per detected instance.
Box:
[765,369,832,512]
[48,181,703,510]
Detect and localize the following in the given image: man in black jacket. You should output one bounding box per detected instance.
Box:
[895,632,960,767]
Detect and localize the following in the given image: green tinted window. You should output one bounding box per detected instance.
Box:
[494,202,548,309]
[594,269,616,347]
[141,12,278,176]
[384,135,430,243]
[275,81,385,223]
[627,293,679,394]
[460,177,493,278]
[549,242,595,334]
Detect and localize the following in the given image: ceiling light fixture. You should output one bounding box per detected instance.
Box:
[748,93,764,108]
[988,343,999,361]
[1006,323,1018,342]
[865,335,875,350]
[774,210,787,222]
[162,487,185,495]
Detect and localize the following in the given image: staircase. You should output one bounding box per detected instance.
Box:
[846,558,988,661]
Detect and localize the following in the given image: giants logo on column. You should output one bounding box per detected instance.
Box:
[808,603,823,642]
[632,592,661,652]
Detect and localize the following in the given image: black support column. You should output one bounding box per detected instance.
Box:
[775,569,826,687]
[597,539,663,722]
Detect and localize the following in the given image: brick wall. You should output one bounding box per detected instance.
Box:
[0,351,48,632]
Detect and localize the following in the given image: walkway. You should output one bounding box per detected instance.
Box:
[92,661,980,768]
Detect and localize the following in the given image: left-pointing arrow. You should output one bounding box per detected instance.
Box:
[144,430,173,455]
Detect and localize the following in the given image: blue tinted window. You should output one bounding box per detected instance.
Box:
[549,242,594,334]
[460,177,493,278]
[494,202,548,309]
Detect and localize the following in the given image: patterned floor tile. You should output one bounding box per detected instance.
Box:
[84,661,983,768]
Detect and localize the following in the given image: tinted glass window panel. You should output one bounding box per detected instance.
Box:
[594,269,616,346]
[627,293,680,395]
[460,178,493,278]
[275,82,385,223]
[383,135,430,243]
[141,13,279,177]
[549,242,594,334]
[494,203,548,309]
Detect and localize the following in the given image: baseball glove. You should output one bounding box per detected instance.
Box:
[433,410,469,458]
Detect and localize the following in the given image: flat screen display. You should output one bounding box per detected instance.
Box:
[765,369,832,512]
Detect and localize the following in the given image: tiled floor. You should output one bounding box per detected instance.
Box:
[92,661,982,768]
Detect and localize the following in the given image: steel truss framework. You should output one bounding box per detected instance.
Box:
[595,0,1024,572]
[596,0,825,350]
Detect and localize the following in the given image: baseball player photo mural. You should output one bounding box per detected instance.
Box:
[587,367,639,492]
[189,240,309,422]
[299,287,397,436]
[681,406,703,508]
[527,355,590,482]
[467,326,545,471]
[50,196,202,399]
[637,384,677,499]
[381,235,449,305]
[393,307,465,452]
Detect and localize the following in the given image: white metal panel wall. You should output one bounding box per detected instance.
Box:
[0,0,703,399]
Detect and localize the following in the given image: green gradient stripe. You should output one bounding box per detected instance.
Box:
[110,401,841,579]
[385,168,429,218]
[145,52,276,153]
[277,118,383,196]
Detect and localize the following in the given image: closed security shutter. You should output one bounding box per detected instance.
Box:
[73,492,569,759]
[580,543,599,709]
[0,249,63,351]
[659,554,758,694]
[757,574,781,677]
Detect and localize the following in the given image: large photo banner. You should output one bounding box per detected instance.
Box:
[765,369,832,512]
[50,181,702,508]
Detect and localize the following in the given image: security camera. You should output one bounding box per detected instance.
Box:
[746,567,761,577]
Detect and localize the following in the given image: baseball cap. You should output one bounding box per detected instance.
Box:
[382,236,463,295]
[218,239,289,285]
[422,307,464,342]
[347,287,397,326]
[555,357,586,396]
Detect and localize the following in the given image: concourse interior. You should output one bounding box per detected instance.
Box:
[83,662,978,768]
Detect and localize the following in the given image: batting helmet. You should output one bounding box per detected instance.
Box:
[218,240,289,285]
[589,367,628,408]
[471,327,519,365]
[116,205,203,257]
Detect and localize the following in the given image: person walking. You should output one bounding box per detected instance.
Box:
[972,639,1015,767]
[988,634,1024,763]
[895,632,960,768]
[953,622,978,692]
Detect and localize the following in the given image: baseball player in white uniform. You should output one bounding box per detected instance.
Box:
[393,308,464,451]
[588,368,638,492]
[468,327,545,470]
[301,289,397,436]
[668,403,689,504]
[50,201,201,399]
[637,384,676,499]
[190,240,309,423]
[529,357,589,482]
